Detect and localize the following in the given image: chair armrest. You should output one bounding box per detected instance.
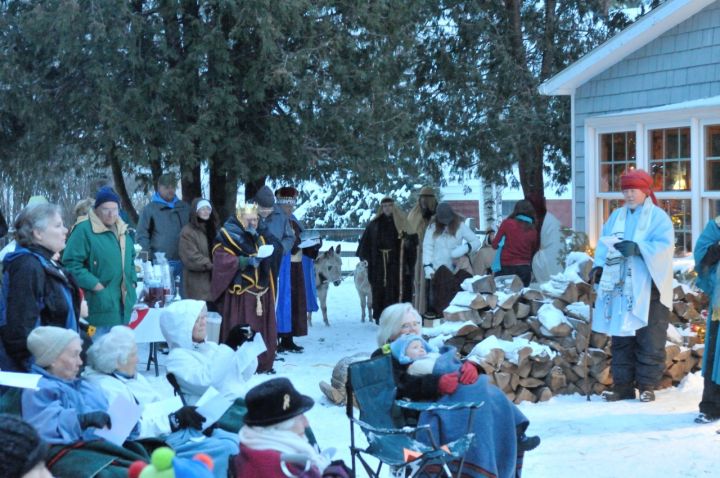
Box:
[349,416,431,437]
[395,399,484,412]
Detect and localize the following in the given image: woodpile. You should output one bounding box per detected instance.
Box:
[440,271,705,403]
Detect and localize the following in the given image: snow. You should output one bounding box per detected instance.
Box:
[469,335,555,363]
[137,279,720,477]
[537,303,569,329]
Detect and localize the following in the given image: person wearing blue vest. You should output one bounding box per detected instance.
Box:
[1,203,82,372]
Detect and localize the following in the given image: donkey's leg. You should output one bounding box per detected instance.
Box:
[359,294,366,323]
[318,285,330,326]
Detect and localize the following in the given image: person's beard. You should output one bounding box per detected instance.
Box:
[421,205,434,220]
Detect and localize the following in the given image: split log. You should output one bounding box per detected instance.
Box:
[443,306,479,322]
[497,292,520,310]
[469,275,497,294]
[535,386,553,402]
[491,309,505,327]
[673,285,686,301]
[521,289,544,301]
[494,372,513,393]
[494,275,524,292]
[514,387,537,404]
[502,309,518,329]
[451,292,489,310]
[505,321,530,337]
[515,302,531,319]
[530,356,554,379]
[547,366,567,392]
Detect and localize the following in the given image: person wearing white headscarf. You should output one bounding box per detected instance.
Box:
[160,299,258,405]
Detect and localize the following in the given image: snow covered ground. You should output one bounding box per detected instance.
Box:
[142,278,720,477]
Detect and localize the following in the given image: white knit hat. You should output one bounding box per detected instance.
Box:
[27,326,80,367]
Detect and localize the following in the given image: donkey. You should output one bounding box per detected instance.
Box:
[353,260,372,322]
[310,245,343,326]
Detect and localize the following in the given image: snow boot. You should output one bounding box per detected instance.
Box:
[638,389,655,402]
[518,434,541,452]
[695,412,720,424]
[601,384,635,402]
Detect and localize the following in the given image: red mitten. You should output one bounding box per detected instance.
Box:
[438,373,459,395]
[459,361,479,385]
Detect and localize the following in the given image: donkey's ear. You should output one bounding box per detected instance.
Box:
[335,244,341,254]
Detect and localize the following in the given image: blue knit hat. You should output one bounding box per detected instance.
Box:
[390,334,435,365]
[94,186,121,209]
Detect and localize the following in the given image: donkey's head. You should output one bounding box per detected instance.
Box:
[316,245,343,286]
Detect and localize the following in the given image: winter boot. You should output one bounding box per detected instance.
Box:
[638,389,655,402]
[601,384,636,402]
[695,412,720,424]
[517,434,541,452]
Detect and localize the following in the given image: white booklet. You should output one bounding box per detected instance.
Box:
[195,386,235,431]
[0,371,42,390]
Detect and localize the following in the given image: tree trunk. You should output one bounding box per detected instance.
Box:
[181,163,202,204]
[209,156,239,222]
[244,177,267,204]
[108,143,139,224]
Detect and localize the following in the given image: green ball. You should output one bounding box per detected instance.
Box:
[151,447,175,471]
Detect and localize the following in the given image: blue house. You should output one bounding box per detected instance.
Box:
[540,0,720,255]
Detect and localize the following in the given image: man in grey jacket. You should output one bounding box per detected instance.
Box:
[136,173,190,293]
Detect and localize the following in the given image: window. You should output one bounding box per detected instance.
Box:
[600,199,624,223]
[659,199,691,255]
[599,131,636,192]
[705,125,720,190]
[649,127,691,191]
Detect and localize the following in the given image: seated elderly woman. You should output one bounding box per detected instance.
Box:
[83,325,239,478]
[232,378,350,478]
[20,326,149,477]
[160,299,258,408]
[372,303,538,478]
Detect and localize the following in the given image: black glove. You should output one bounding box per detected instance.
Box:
[588,266,603,284]
[614,240,641,257]
[701,243,720,267]
[78,411,112,430]
[169,406,206,431]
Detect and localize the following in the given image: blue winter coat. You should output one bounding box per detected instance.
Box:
[22,364,109,445]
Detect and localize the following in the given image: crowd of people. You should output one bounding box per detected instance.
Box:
[3,167,720,477]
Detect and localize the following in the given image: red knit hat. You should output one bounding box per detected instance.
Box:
[275,186,299,205]
[620,169,657,205]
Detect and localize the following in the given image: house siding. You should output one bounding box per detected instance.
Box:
[573,0,720,229]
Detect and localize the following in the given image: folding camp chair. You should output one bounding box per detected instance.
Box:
[346,355,483,478]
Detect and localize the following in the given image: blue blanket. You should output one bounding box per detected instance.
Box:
[694,219,720,384]
[417,375,528,478]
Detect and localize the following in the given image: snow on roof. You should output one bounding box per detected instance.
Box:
[539,0,715,96]
[594,94,720,120]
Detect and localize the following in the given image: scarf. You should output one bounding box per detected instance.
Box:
[239,423,331,471]
[598,197,654,319]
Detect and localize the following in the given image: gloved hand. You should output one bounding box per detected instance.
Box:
[588,266,603,284]
[424,265,434,279]
[451,243,472,259]
[701,243,720,267]
[169,406,206,432]
[614,240,641,257]
[438,373,459,395]
[78,411,112,430]
[459,361,479,385]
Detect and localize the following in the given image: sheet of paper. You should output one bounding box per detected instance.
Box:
[141,395,183,419]
[94,395,142,447]
[235,332,267,366]
[0,371,41,390]
[257,244,274,258]
[600,235,621,248]
[195,387,235,431]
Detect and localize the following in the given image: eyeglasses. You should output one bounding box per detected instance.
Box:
[400,321,420,330]
[98,207,119,215]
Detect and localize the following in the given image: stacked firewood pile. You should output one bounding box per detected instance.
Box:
[439,260,707,404]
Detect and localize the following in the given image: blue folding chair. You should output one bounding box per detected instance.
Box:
[346,355,483,477]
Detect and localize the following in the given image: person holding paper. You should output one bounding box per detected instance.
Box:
[20,326,149,476]
[160,299,259,405]
[83,326,238,478]
[588,169,674,403]
[210,203,279,372]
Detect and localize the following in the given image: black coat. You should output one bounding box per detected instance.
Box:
[1,245,81,371]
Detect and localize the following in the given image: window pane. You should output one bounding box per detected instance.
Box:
[628,133,636,161]
[706,160,720,190]
[708,125,720,158]
[651,130,664,160]
[600,134,612,162]
[650,161,664,190]
[599,163,612,192]
[659,199,692,255]
[614,134,627,161]
[601,199,623,223]
[598,131,636,193]
[679,127,690,158]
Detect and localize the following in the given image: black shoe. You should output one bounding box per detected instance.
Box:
[601,386,636,402]
[518,434,540,452]
[257,368,276,375]
[695,413,720,424]
[287,343,304,353]
[276,344,288,354]
[638,390,655,402]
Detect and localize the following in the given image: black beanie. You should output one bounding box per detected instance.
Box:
[0,414,48,478]
[254,186,276,208]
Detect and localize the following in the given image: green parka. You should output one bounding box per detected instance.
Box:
[62,209,137,327]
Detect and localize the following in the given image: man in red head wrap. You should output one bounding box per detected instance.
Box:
[588,168,674,403]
